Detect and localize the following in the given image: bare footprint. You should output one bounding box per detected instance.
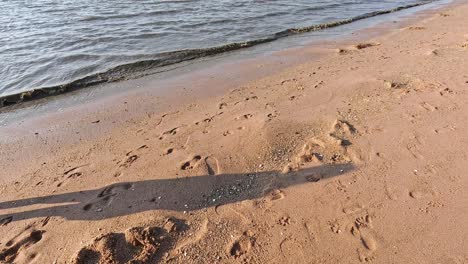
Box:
[280,238,305,263]
[73,218,189,264]
[439,87,454,96]
[83,183,134,211]
[97,183,133,198]
[159,127,181,140]
[406,143,424,160]
[235,114,253,120]
[407,26,426,30]
[305,173,322,183]
[383,80,408,89]
[419,102,438,112]
[229,231,255,259]
[180,155,203,171]
[63,164,88,178]
[409,190,427,199]
[204,156,220,176]
[120,155,138,168]
[223,130,233,136]
[218,102,228,109]
[267,111,279,121]
[0,230,45,263]
[267,189,285,201]
[360,232,377,251]
[165,148,174,155]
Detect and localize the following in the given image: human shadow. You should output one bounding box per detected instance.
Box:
[0,163,354,224]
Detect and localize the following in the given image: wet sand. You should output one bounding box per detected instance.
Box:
[1,2,468,263]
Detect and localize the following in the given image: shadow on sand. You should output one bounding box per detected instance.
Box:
[0,163,354,224]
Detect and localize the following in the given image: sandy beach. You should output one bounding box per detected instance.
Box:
[1,2,468,263]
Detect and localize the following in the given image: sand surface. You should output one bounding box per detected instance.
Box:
[1,3,468,264]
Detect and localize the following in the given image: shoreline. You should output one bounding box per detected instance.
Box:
[0,0,457,134]
[1,1,468,263]
[0,0,450,109]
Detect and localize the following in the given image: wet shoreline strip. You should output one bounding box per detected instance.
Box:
[0,1,434,109]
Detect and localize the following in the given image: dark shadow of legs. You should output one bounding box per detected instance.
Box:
[0,163,354,223]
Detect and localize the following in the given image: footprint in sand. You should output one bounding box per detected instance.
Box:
[358,248,376,263]
[57,165,89,187]
[360,232,377,251]
[255,188,285,210]
[0,230,45,263]
[229,231,255,259]
[305,173,322,183]
[348,214,378,258]
[267,111,279,121]
[434,124,457,134]
[97,183,133,198]
[439,87,454,96]
[120,155,138,168]
[342,203,365,215]
[235,114,253,120]
[204,156,220,176]
[215,204,250,225]
[63,165,88,178]
[407,26,426,30]
[82,183,134,212]
[427,49,440,56]
[244,95,258,101]
[267,189,285,201]
[119,145,148,168]
[419,102,438,112]
[291,120,358,167]
[338,42,379,54]
[333,120,357,135]
[304,220,320,245]
[165,148,174,155]
[223,130,233,136]
[180,155,203,171]
[73,218,189,264]
[383,80,409,90]
[159,127,181,140]
[384,77,441,94]
[409,190,427,199]
[278,216,291,226]
[125,145,148,156]
[406,143,424,160]
[195,112,224,125]
[218,102,228,109]
[280,238,305,264]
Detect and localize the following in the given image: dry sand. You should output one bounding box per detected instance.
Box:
[1,2,468,264]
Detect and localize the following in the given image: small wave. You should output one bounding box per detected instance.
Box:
[80,8,192,22]
[297,1,357,13]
